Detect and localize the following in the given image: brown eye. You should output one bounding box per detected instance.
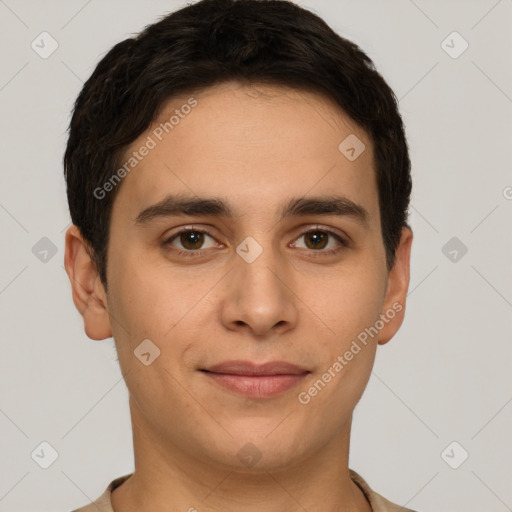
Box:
[164,229,218,254]
[179,231,205,250]
[303,231,329,250]
[291,228,348,255]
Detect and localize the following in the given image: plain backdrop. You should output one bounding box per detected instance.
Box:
[0,1,511,511]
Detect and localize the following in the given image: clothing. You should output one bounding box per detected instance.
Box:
[71,469,417,512]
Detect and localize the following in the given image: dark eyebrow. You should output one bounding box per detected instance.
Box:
[135,195,232,224]
[134,194,368,226]
[279,195,368,226]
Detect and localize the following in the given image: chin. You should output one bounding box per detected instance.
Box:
[214,424,312,472]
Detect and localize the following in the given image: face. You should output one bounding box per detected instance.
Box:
[68,81,411,474]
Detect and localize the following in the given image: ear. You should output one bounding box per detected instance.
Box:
[64,225,112,340]
[378,227,413,345]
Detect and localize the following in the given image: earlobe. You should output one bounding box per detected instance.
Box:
[64,225,112,341]
[378,227,413,346]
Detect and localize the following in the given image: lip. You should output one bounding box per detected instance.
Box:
[204,360,308,376]
[201,360,310,398]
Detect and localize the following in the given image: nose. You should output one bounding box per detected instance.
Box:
[219,242,299,337]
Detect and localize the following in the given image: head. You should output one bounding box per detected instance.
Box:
[64,0,412,474]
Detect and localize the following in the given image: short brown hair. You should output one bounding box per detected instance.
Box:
[64,0,412,285]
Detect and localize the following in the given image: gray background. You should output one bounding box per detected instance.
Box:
[1,0,511,510]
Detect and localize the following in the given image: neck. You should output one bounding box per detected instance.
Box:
[111,400,372,512]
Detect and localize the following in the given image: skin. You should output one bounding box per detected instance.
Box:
[65,81,412,512]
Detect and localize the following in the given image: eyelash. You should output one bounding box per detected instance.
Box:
[162,226,349,259]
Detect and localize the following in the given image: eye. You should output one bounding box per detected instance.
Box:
[163,228,219,256]
[162,226,348,258]
[291,228,348,255]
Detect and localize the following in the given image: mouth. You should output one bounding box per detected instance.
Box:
[200,360,310,398]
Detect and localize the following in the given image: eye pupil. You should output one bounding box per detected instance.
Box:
[305,231,328,250]
[181,231,204,250]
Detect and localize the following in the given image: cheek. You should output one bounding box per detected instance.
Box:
[106,249,217,352]
[296,266,385,421]
[307,257,387,349]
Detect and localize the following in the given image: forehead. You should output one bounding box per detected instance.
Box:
[113,81,378,223]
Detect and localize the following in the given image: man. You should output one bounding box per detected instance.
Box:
[64,0,415,510]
